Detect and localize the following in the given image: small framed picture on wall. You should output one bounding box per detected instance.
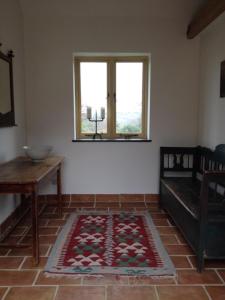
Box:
[220,60,225,98]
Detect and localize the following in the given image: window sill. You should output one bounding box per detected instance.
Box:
[72,139,152,143]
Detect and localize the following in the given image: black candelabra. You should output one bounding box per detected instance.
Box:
[87,109,105,139]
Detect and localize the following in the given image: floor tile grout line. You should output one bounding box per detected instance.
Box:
[17,268,44,271]
[17,225,32,244]
[0,284,224,288]
[1,287,10,300]
[203,285,213,300]
[44,245,52,257]
[204,267,225,270]
[154,285,160,300]
[53,285,59,300]
[0,268,35,272]
[105,285,107,300]
[115,284,225,287]
[32,269,41,286]
[174,273,178,285]
[0,255,48,258]
[215,269,225,284]
[4,250,11,257]
[166,220,173,227]
[205,282,225,287]
[186,256,194,269]
[18,256,27,270]
[174,234,182,245]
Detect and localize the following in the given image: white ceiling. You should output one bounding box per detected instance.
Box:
[19,0,203,21]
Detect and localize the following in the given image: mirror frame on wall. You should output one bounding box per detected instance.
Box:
[0,43,16,127]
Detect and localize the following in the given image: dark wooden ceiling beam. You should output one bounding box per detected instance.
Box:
[187,0,225,39]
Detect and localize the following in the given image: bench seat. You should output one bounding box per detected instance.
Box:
[161,177,225,220]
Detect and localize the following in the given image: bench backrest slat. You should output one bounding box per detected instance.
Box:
[160,145,225,180]
[160,147,196,178]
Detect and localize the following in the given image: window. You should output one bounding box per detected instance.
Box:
[74,56,149,140]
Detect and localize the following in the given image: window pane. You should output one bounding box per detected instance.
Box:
[80,62,107,134]
[116,62,143,134]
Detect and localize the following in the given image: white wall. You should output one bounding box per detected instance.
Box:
[198,13,225,148]
[0,0,26,222]
[22,0,200,194]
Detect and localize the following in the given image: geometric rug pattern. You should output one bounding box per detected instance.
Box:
[45,211,175,276]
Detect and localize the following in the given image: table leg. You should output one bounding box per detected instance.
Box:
[32,186,39,265]
[57,166,62,218]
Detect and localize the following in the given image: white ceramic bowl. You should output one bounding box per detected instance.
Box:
[23,145,53,162]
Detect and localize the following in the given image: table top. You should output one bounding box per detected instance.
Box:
[0,156,64,184]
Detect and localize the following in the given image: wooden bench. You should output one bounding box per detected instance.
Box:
[160,145,225,271]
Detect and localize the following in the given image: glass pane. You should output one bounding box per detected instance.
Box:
[80,62,107,134]
[116,62,143,134]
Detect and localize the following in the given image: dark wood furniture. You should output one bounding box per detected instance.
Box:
[0,156,63,265]
[0,43,16,127]
[160,145,225,271]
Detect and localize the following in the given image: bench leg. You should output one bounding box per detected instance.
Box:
[197,251,204,272]
[159,181,164,210]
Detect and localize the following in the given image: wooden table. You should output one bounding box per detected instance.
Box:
[0,156,64,265]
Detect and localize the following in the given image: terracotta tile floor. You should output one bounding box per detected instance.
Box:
[0,201,225,300]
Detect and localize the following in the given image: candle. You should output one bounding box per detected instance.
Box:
[87,106,92,119]
[101,107,105,119]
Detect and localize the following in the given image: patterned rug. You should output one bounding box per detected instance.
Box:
[45,211,175,276]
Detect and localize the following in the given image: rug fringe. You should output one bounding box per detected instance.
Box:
[44,271,176,280]
[44,272,104,279]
